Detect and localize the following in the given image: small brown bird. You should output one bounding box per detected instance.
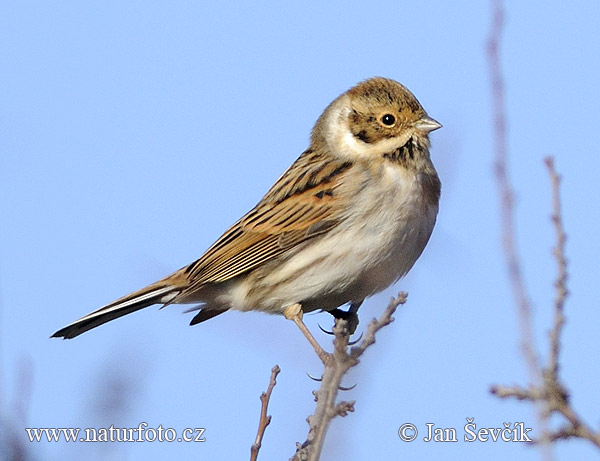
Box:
[52,77,441,340]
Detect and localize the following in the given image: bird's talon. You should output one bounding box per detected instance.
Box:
[306,372,323,382]
[339,383,357,391]
[348,332,363,346]
[318,323,334,335]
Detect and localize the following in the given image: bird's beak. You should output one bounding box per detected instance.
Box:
[415,116,442,133]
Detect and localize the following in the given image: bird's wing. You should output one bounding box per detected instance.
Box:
[181,149,354,287]
[52,149,356,339]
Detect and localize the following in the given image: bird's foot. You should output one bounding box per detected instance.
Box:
[328,308,360,335]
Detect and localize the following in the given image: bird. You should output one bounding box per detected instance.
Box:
[52,77,441,341]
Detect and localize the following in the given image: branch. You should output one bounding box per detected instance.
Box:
[350,297,399,359]
[485,2,556,457]
[540,157,599,448]
[487,0,540,384]
[544,157,568,379]
[291,293,407,461]
[491,157,600,450]
[250,365,281,461]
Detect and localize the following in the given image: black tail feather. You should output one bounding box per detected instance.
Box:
[52,285,179,339]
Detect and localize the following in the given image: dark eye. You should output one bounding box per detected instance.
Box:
[381,114,396,126]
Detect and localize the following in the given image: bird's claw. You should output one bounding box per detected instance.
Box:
[318,323,334,335]
[306,372,323,382]
[338,383,357,391]
[347,332,363,346]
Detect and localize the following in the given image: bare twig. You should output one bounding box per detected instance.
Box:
[544,157,568,379]
[490,384,543,401]
[541,158,600,448]
[491,375,600,449]
[487,0,541,384]
[350,298,399,359]
[491,157,600,450]
[291,293,407,461]
[250,365,281,461]
[485,2,555,458]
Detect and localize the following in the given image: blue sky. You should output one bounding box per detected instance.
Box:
[2,1,600,460]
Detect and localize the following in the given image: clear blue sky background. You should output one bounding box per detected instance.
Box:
[2,2,599,460]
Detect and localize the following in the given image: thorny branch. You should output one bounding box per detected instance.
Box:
[291,292,407,461]
[250,365,281,461]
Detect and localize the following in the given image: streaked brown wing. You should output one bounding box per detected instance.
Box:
[182,149,354,286]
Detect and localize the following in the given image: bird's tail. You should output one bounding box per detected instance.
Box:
[52,281,182,339]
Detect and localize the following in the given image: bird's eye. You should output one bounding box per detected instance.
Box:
[381,114,396,126]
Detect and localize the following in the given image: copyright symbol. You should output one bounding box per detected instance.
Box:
[398,423,418,442]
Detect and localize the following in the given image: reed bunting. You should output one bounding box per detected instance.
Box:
[53,77,441,340]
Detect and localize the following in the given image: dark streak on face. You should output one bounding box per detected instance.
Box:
[382,138,417,165]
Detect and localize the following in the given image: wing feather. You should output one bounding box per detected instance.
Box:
[182,149,353,287]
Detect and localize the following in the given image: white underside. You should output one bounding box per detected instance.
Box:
[220,160,437,314]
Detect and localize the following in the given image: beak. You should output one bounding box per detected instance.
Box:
[415,116,442,133]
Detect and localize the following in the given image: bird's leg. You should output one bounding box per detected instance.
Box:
[348,300,363,314]
[284,303,330,364]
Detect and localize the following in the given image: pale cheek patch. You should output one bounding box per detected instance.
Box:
[327,104,412,159]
